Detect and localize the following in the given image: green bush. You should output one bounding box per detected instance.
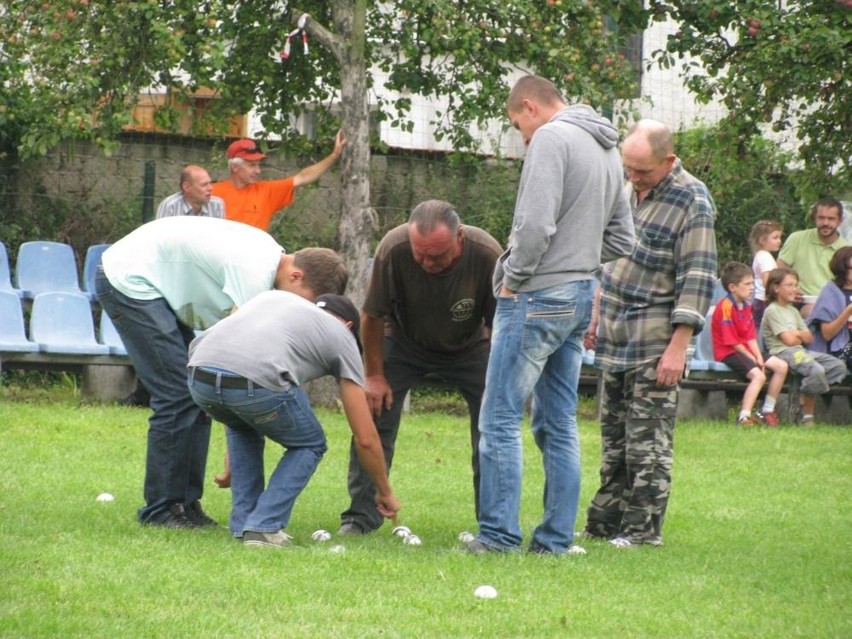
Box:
[675,126,802,267]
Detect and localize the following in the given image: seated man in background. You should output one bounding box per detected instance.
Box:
[777,198,847,317]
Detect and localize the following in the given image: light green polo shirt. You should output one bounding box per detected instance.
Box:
[102,216,283,330]
[777,228,848,296]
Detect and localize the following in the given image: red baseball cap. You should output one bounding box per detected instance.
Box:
[226,139,267,161]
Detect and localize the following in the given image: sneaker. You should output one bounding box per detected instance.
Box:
[243,530,293,548]
[464,538,502,555]
[337,522,368,536]
[610,535,663,548]
[184,501,219,527]
[576,529,610,541]
[755,410,779,427]
[609,536,636,548]
[737,415,760,427]
[528,541,587,556]
[145,503,196,529]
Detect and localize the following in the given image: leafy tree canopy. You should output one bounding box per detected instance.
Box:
[0,0,642,159]
[651,0,851,203]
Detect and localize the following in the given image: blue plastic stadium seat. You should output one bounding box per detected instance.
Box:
[689,306,733,373]
[0,241,26,298]
[83,243,111,301]
[0,291,40,352]
[98,310,127,356]
[29,292,110,355]
[15,241,82,299]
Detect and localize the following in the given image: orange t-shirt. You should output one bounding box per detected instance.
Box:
[212,178,296,230]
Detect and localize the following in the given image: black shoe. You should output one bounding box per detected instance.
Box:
[185,501,218,527]
[119,384,151,408]
[145,503,196,529]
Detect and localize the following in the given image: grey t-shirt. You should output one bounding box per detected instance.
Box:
[188,290,364,391]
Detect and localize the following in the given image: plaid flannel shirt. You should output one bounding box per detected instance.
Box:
[596,160,718,372]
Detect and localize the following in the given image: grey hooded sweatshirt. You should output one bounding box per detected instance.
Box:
[495,104,635,295]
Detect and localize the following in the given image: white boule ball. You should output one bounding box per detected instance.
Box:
[311,529,332,542]
[96,492,115,502]
[403,534,422,546]
[474,585,498,599]
[457,531,475,543]
[392,525,411,538]
[329,544,346,554]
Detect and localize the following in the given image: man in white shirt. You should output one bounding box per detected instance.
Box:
[95,216,347,529]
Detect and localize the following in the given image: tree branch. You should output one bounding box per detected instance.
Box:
[293,12,344,62]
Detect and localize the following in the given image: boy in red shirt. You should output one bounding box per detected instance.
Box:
[712,261,788,426]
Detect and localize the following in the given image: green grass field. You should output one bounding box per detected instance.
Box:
[1,389,850,638]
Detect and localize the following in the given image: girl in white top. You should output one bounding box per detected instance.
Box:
[750,220,783,329]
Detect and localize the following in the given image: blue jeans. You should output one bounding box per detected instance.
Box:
[188,370,328,536]
[95,270,211,524]
[476,280,594,553]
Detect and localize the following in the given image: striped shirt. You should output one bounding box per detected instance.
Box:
[156,192,225,219]
[595,159,718,371]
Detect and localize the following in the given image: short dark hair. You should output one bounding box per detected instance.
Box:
[765,267,798,303]
[721,261,753,289]
[811,197,844,220]
[293,247,348,297]
[507,75,564,113]
[829,246,852,288]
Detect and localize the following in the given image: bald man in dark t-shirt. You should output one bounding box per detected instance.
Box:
[339,200,502,535]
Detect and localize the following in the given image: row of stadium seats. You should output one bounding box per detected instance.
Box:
[0,240,128,358]
[0,290,126,356]
[0,240,110,301]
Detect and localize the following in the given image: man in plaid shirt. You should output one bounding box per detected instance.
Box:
[582,119,718,548]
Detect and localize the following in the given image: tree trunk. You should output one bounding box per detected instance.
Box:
[321,1,375,307]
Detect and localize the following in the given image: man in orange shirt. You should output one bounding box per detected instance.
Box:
[213,131,346,230]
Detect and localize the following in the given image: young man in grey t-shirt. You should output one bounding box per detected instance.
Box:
[187,291,400,547]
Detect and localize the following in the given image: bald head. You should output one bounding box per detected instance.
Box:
[622,120,676,195]
[180,165,214,213]
[624,120,675,160]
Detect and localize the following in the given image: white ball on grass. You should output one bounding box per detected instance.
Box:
[474,585,498,599]
[391,525,411,538]
[403,534,422,546]
[96,492,115,502]
[457,531,475,543]
[311,529,332,542]
[329,544,346,554]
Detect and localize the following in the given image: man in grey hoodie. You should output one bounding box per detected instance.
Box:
[466,75,636,555]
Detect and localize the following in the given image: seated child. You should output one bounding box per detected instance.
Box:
[712,262,788,426]
[762,267,847,425]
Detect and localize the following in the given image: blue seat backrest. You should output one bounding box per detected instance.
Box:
[15,241,82,299]
[29,292,110,355]
[98,310,128,356]
[0,241,25,298]
[0,291,40,352]
[83,244,111,300]
[695,307,717,362]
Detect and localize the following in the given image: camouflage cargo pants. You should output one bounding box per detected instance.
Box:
[583,362,677,544]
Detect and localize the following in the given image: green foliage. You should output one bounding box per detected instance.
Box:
[675,125,802,266]
[0,0,231,160]
[651,0,852,203]
[0,1,643,160]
